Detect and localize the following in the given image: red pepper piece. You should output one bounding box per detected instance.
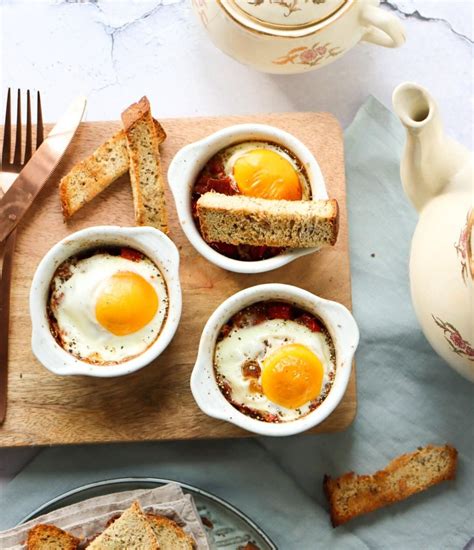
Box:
[267,303,293,320]
[206,176,238,195]
[251,308,267,325]
[298,313,322,332]
[120,247,143,262]
[193,173,211,195]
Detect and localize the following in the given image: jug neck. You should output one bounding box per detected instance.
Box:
[392,83,467,212]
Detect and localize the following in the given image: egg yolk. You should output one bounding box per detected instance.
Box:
[95,271,158,336]
[233,149,303,201]
[261,344,323,409]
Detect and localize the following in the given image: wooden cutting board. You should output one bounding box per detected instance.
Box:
[0,112,356,447]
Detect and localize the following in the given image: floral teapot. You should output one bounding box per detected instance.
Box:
[393,83,474,382]
[192,0,405,74]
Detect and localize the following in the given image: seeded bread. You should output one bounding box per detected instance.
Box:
[87,502,159,549]
[323,444,458,527]
[122,96,168,233]
[59,119,166,219]
[196,192,339,248]
[26,524,80,549]
[59,129,129,219]
[146,514,195,549]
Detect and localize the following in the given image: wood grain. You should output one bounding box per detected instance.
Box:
[0,112,356,447]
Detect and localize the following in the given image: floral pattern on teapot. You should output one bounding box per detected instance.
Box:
[249,0,327,18]
[431,209,474,363]
[455,209,472,285]
[273,41,343,67]
[432,316,474,361]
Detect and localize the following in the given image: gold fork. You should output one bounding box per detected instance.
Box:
[0,88,43,423]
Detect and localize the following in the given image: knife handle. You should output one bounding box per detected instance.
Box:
[0,229,16,424]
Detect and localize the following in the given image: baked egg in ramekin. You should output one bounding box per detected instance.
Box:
[30,226,182,377]
[167,123,328,274]
[191,284,359,436]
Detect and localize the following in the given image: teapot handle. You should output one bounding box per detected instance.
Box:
[360,5,406,48]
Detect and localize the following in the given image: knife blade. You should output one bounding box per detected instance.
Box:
[0,96,87,243]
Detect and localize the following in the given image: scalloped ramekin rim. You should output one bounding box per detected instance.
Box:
[29,225,182,378]
[190,283,359,436]
[167,123,328,274]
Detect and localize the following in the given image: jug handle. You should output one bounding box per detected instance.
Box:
[360,5,406,48]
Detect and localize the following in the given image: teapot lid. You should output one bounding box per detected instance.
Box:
[221,0,348,30]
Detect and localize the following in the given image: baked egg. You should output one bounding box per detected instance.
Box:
[192,140,311,261]
[48,247,168,365]
[221,141,310,201]
[214,301,335,422]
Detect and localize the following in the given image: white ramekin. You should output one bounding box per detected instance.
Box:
[191,283,359,436]
[167,123,328,274]
[29,226,182,378]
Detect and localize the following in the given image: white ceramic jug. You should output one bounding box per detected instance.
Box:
[393,83,474,382]
[192,0,405,74]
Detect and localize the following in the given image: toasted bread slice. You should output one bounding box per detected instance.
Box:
[146,514,195,549]
[324,444,458,527]
[59,119,166,219]
[87,502,159,550]
[122,96,168,233]
[59,129,129,219]
[196,192,339,248]
[27,524,80,549]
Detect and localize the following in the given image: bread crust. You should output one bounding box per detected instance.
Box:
[146,513,196,549]
[324,444,458,527]
[27,524,80,549]
[121,97,168,233]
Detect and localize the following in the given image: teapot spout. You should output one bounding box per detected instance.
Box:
[392,83,467,212]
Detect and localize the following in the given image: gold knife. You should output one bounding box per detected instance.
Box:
[0,96,87,243]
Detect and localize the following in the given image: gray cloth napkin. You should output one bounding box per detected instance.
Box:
[1,97,473,549]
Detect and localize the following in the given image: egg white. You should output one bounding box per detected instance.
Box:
[49,253,168,364]
[221,141,311,199]
[215,319,335,422]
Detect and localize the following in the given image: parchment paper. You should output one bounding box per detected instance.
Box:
[0,483,209,549]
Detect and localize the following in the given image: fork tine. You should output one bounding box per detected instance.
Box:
[24,90,33,162]
[36,91,44,147]
[1,88,11,170]
[12,89,22,168]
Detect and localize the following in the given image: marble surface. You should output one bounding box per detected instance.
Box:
[1,0,473,147]
[0,0,472,507]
